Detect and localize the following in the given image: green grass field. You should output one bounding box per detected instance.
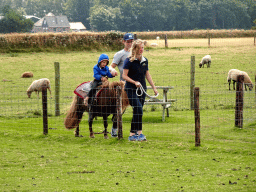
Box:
[0,38,256,191]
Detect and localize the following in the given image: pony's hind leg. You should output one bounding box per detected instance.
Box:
[103,115,109,139]
[74,112,84,137]
[88,112,95,138]
[74,98,86,137]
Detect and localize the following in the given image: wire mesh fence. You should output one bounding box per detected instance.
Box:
[1,69,255,146]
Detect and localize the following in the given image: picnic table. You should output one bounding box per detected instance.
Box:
[144,86,176,122]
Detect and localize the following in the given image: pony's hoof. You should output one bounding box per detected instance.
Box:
[75,135,83,137]
[90,135,95,138]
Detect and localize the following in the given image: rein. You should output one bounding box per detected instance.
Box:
[136,83,159,98]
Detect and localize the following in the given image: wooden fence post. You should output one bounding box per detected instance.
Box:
[42,85,48,135]
[235,75,244,128]
[134,34,137,40]
[194,87,200,147]
[208,29,210,47]
[54,62,60,116]
[254,33,255,46]
[190,56,195,110]
[116,86,123,139]
[208,35,210,47]
[165,34,168,48]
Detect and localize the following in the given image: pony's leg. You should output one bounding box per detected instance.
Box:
[103,115,109,139]
[88,112,95,138]
[233,81,236,90]
[74,97,86,137]
[228,79,231,90]
[75,111,84,137]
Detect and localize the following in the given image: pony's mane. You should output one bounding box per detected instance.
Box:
[101,81,125,90]
[98,81,126,103]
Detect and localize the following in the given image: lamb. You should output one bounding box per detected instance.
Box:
[27,78,52,98]
[227,69,253,91]
[199,55,211,68]
[21,72,33,78]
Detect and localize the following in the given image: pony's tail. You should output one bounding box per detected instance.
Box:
[121,90,129,114]
[64,95,85,129]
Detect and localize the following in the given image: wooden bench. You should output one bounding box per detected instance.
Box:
[144,86,176,122]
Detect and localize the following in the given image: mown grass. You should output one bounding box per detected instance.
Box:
[0,38,255,191]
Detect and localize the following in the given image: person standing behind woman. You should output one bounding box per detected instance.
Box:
[122,39,158,141]
[109,33,134,81]
[109,33,134,137]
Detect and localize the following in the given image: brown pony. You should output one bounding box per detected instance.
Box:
[64,81,129,139]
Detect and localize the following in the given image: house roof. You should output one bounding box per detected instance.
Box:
[69,22,86,30]
[43,15,70,28]
[25,15,41,20]
[34,18,44,27]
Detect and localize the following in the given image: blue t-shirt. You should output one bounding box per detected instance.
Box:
[123,56,148,90]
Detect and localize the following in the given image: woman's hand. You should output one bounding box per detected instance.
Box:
[153,88,158,96]
[135,81,141,88]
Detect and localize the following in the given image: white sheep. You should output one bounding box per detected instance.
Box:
[27,78,52,98]
[227,69,253,91]
[150,43,158,47]
[199,55,211,68]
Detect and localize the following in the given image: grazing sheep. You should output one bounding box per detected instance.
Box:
[227,69,253,91]
[27,78,52,98]
[21,72,33,78]
[150,43,158,47]
[199,55,211,68]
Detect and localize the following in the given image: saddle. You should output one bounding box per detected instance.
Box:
[74,81,102,100]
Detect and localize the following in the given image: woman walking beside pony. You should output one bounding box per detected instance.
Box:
[122,39,158,141]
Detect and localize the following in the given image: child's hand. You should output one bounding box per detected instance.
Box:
[101,77,108,82]
[111,71,118,76]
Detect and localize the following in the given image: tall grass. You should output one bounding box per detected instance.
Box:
[0,29,255,53]
[0,31,124,53]
[136,29,256,39]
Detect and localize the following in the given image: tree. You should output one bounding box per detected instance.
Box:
[0,5,34,33]
[64,0,93,30]
[252,19,256,29]
[197,0,214,29]
[136,0,168,31]
[118,0,140,32]
[89,4,120,31]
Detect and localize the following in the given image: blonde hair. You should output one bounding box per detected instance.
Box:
[129,39,147,62]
